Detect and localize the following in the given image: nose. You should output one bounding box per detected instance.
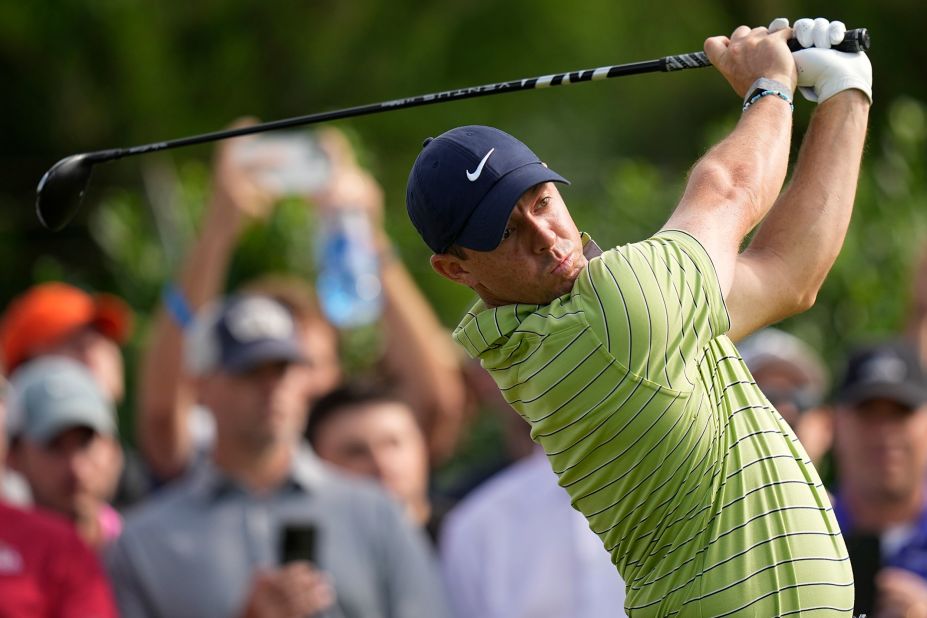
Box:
[526,215,557,254]
[66,449,92,485]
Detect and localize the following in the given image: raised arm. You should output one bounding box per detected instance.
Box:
[137,121,276,480]
[726,90,870,340]
[662,25,798,296]
[314,131,466,464]
[724,18,872,340]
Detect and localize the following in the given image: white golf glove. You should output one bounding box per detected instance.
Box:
[769,17,873,104]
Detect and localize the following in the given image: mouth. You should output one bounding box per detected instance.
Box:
[550,254,573,276]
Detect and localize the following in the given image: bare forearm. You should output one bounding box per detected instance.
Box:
[727,91,870,339]
[138,199,243,479]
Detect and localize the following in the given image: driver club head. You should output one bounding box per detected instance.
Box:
[35,154,96,231]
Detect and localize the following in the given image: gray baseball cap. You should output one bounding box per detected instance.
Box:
[7,356,116,444]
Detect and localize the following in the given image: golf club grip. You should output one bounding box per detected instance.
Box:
[665,27,870,72]
[788,28,869,53]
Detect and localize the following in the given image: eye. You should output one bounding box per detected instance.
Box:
[536,196,551,210]
[501,227,513,241]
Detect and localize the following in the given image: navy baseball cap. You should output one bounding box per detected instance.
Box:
[836,340,927,409]
[185,295,307,376]
[406,125,569,254]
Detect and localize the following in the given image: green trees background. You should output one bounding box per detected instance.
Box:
[2,0,926,390]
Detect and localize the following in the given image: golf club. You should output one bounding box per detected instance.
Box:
[36,28,869,231]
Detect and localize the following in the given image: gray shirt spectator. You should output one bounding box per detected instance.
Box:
[107,446,447,618]
[107,293,449,618]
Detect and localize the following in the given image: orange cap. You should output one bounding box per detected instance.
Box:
[0,283,133,373]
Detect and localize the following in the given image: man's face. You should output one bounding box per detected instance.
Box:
[11,427,122,520]
[200,361,308,451]
[432,183,587,307]
[313,401,429,507]
[835,398,927,502]
[32,327,125,403]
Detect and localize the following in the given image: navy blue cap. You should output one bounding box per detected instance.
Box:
[836,340,927,409]
[185,295,307,376]
[406,126,569,254]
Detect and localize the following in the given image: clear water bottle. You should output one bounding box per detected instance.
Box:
[315,208,383,328]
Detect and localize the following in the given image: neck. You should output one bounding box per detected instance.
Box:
[841,482,925,531]
[71,502,104,550]
[407,495,432,527]
[213,438,293,494]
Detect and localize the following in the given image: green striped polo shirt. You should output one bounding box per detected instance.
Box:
[454,230,852,617]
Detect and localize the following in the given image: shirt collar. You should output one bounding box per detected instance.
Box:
[190,444,328,502]
[453,232,600,358]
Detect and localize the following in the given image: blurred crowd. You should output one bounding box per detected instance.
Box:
[2,125,927,618]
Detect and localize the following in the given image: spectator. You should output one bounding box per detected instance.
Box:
[739,327,833,465]
[440,444,627,618]
[0,367,119,618]
[831,340,927,616]
[6,357,124,551]
[107,294,450,618]
[0,282,132,402]
[0,282,152,509]
[306,381,445,539]
[138,123,465,483]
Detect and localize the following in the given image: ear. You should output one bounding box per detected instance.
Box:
[430,253,474,287]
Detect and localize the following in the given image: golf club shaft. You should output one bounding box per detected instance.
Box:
[82,28,868,164]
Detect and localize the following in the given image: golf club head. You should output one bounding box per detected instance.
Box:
[36,154,95,231]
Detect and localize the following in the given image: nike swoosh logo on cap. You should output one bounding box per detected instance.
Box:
[466,148,495,182]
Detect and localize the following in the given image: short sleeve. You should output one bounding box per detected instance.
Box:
[576,230,730,390]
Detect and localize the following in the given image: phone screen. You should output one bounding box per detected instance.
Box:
[280,523,317,564]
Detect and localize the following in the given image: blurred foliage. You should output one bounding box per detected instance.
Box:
[2,1,926,453]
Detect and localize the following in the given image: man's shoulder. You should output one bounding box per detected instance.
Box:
[118,468,208,536]
[311,457,398,508]
[0,502,85,548]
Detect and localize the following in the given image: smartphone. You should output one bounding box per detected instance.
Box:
[845,532,880,615]
[233,131,331,196]
[280,523,317,565]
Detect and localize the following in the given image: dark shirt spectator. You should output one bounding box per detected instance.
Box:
[832,340,927,616]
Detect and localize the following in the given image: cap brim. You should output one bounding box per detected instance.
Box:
[454,163,569,252]
[838,381,927,409]
[28,404,116,445]
[223,340,308,375]
[92,293,133,344]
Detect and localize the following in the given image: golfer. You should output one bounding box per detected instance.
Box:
[406,18,871,616]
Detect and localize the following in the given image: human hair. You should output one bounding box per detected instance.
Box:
[238,274,327,327]
[443,244,468,260]
[305,380,413,446]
